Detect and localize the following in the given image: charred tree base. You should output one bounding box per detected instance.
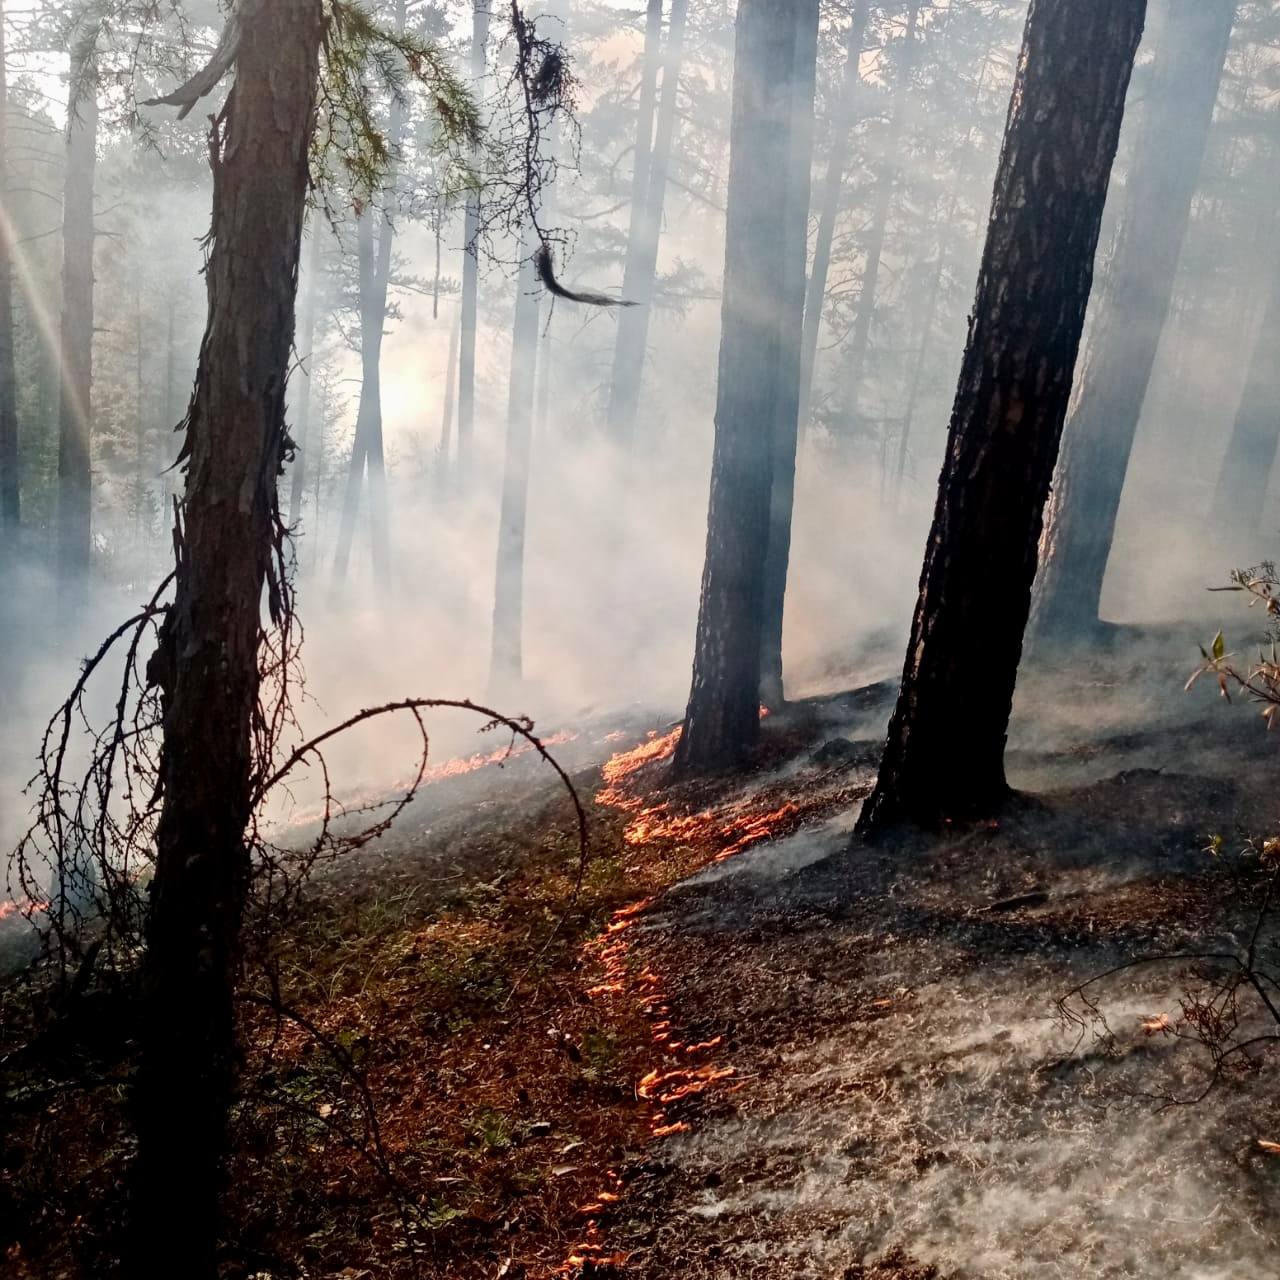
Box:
[856,777,1037,841]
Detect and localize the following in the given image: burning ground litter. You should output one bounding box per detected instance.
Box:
[5,661,1280,1278]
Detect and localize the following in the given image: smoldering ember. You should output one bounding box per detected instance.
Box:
[5,0,1280,1276]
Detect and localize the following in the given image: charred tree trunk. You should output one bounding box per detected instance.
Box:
[846,2,919,418]
[55,44,97,593]
[0,0,18,537]
[134,0,322,1272]
[857,0,1147,835]
[797,0,871,435]
[758,0,820,711]
[288,223,322,531]
[457,0,490,484]
[605,0,688,446]
[673,0,812,776]
[1031,0,1235,645]
[1207,246,1280,539]
[490,247,540,690]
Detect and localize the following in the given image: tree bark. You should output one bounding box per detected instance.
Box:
[0,0,18,536]
[1031,0,1235,645]
[55,43,97,593]
[288,222,322,531]
[674,0,815,776]
[457,0,490,485]
[758,0,820,711]
[604,0,688,446]
[1206,244,1280,539]
[797,0,872,436]
[490,246,540,690]
[845,2,919,419]
[134,0,322,1272]
[857,0,1147,835]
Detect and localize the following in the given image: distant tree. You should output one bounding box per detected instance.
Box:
[456,0,489,485]
[1031,0,1237,645]
[605,0,688,446]
[332,0,407,586]
[797,0,871,434]
[857,0,1148,834]
[759,0,820,710]
[55,28,97,596]
[674,0,819,774]
[1207,232,1280,537]
[490,245,540,689]
[0,0,17,537]
[288,222,324,533]
[845,1,921,419]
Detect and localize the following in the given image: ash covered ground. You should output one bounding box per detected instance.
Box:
[602,647,1280,1279]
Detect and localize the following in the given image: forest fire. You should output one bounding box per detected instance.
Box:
[0,896,48,923]
[418,728,578,785]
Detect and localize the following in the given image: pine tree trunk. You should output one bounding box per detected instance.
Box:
[845,2,919,419]
[797,0,871,435]
[457,0,490,485]
[673,0,811,776]
[857,0,1147,835]
[759,0,820,711]
[134,1,322,1272]
[288,223,322,531]
[605,0,688,446]
[0,0,18,537]
[1207,246,1280,539]
[55,47,97,592]
[1031,0,1235,645]
[490,248,540,690]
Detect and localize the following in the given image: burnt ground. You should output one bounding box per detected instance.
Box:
[4,649,1280,1278]
[604,663,1280,1279]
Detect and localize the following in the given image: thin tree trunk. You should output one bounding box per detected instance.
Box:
[1031,0,1236,645]
[758,0,820,711]
[892,47,996,502]
[437,305,460,482]
[490,247,540,690]
[674,0,816,776]
[55,43,97,593]
[288,222,322,531]
[0,0,18,536]
[135,284,145,543]
[846,1,919,419]
[457,0,490,484]
[798,0,871,435]
[135,1,323,1271]
[857,0,1147,835]
[1206,245,1280,538]
[605,0,689,446]
[892,239,945,497]
[332,0,404,585]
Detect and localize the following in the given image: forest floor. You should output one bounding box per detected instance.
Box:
[4,638,1280,1278]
